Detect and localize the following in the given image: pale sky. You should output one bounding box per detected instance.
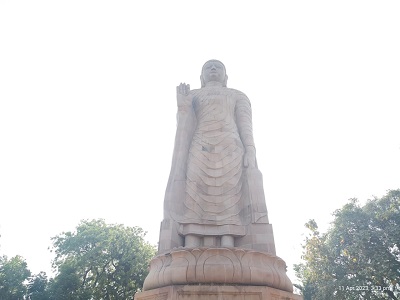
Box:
[1,1,399,285]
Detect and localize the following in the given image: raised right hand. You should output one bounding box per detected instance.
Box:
[176,83,191,109]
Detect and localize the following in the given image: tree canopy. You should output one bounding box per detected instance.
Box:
[0,254,31,300]
[27,272,50,300]
[0,219,155,299]
[295,189,400,300]
[49,219,156,299]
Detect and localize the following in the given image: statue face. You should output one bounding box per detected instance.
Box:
[202,60,226,84]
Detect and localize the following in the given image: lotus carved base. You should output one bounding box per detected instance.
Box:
[143,247,293,293]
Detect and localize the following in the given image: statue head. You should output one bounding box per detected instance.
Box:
[200,59,228,87]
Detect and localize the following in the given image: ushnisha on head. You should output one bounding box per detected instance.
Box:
[200,59,228,88]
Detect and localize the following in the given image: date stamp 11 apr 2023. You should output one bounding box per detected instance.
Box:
[337,285,397,292]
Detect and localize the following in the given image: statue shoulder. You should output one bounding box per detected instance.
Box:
[227,88,248,97]
[227,88,250,102]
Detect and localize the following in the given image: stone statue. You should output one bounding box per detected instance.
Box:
[136,61,300,298]
[159,59,274,253]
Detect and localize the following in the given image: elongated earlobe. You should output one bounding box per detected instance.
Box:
[223,75,228,87]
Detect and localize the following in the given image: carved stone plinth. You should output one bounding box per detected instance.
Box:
[135,285,303,300]
[143,248,293,293]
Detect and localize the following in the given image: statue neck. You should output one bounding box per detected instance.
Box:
[204,81,224,87]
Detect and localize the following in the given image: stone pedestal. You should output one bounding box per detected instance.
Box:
[138,248,302,300]
[134,285,303,300]
[143,248,293,292]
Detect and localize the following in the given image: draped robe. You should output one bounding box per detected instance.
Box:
[166,85,256,237]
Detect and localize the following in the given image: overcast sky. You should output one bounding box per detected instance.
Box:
[1,0,399,284]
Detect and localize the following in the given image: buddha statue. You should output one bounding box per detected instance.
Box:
[139,61,295,295]
[159,60,273,253]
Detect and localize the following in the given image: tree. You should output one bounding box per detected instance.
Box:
[0,255,31,300]
[47,263,90,300]
[49,219,156,299]
[27,272,50,300]
[295,189,400,300]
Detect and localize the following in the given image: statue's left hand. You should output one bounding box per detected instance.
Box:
[244,147,256,168]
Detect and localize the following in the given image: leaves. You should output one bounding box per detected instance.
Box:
[0,255,31,300]
[295,189,400,300]
[27,272,50,300]
[49,219,156,299]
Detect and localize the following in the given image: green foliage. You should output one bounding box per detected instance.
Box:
[47,264,91,300]
[0,255,31,300]
[48,219,156,299]
[295,189,400,300]
[27,272,51,300]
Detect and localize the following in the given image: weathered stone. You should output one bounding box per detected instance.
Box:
[160,60,273,254]
[135,285,303,300]
[135,60,302,300]
[143,248,293,292]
